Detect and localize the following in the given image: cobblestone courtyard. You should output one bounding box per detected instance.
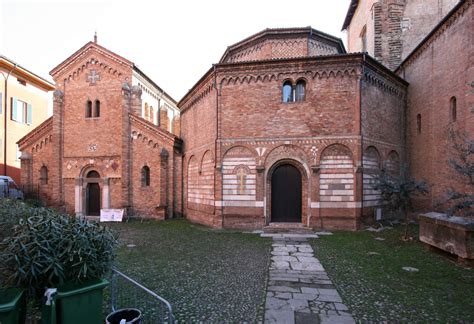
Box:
[108,220,474,322]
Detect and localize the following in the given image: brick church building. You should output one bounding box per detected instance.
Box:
[18,39,182,218]
[18,1,472,229]
[180,27,407,230]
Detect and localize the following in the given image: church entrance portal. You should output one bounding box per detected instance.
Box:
[86,171,101,216]
[271,164,302,222]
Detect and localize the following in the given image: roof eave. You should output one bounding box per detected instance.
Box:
[50,41,133,77]
[0,56,55,91]
[342,0,359,31]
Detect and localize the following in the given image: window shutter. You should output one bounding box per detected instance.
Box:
[11,97,18,121]
[27,104,32,124]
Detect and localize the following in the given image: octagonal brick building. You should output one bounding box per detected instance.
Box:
[179,27,408,230]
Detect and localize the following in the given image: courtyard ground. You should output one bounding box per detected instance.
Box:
[311,224,474,322]
[106,219,271,322]
[106,220,474,322]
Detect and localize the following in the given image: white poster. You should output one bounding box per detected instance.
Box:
[100,209,124,222]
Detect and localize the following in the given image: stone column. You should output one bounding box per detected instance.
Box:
[159,148,169,218]
[120,83,132,215]
[52,89,64,207]
[19,152,32,194]
[75,177,83,217]
[102,177,110,209]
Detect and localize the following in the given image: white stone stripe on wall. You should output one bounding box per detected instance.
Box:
[320,190,354,196]
[215,200,264,207]
[222,157,255,162]
[223,174,257,179]
[223,189,256,195]
[222,156,257,202]
[320,184,353,190]
[223,195,256,201]
[320,196,354,202]
[320,179,354,184]
[223,184,257,190]
[320,174,353,179]
[224,180,256,185]
[311,202,362,208]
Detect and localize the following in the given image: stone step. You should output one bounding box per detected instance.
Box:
[263,222,314,234]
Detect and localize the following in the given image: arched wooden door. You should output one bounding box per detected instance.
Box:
[271,164,302,222]
[86,171,101,216]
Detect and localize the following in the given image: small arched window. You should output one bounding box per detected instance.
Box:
[141,166,150,187]
[86,100,92,118]
[150,106,154,123]
[295,80,306,102]
[450,96,457,122]
[282,81,293,103]
[144,103,149,120]
[416,114,421,134]
[40,166,48,185]
[94,100,100,117]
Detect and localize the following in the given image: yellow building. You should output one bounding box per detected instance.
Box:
[1,55,54,184]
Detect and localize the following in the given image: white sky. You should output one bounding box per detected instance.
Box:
[1,0,350,101]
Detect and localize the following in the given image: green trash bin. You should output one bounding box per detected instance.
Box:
[42,278,109,324]
[0,288,25,324]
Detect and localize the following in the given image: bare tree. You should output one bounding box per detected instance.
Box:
[446,129,474,217]
[373,168,429,240]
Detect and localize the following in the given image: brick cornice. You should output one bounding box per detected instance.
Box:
[17,117,53,149]
[50,42,133,78]
[129,114,180,147]
[363,65,407,98]
[178,71,215,113]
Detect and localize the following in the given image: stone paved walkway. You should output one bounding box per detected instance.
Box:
[263,235,354,324]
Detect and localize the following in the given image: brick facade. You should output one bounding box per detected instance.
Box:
[344,0,459,70]
[18,41,182,219]
[397,0,473,211]
[180,28,407,230]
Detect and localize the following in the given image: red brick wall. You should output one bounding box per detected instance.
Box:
[218,60,360,138]
[398,2,473,211]
[19,44,182,218]
[21,131,54,204]
[346,0,458,70]
[130,124,174,219]
[180,53,408,230]
[180,74,218,225]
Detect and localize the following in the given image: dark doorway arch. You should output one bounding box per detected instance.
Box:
[86,170,101,216]
[271,164,302,222]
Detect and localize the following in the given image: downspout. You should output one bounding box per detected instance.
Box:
[2,63,17,176]
[60,79,66,207]
[359,54,365,223]
[213,64,220,224]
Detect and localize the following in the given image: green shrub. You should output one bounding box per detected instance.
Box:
[0,199,39,243]
[0,205,117,299]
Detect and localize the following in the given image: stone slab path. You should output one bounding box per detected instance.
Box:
[263,235,354,324]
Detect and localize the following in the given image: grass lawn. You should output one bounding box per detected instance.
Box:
[105,219,271,322]
[311,224,474,322]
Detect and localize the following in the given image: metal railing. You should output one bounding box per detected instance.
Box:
[110,269,174,323]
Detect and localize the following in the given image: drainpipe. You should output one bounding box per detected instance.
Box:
[2,63,17,176]
[212,64,221,225]
[359,54,365,225]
